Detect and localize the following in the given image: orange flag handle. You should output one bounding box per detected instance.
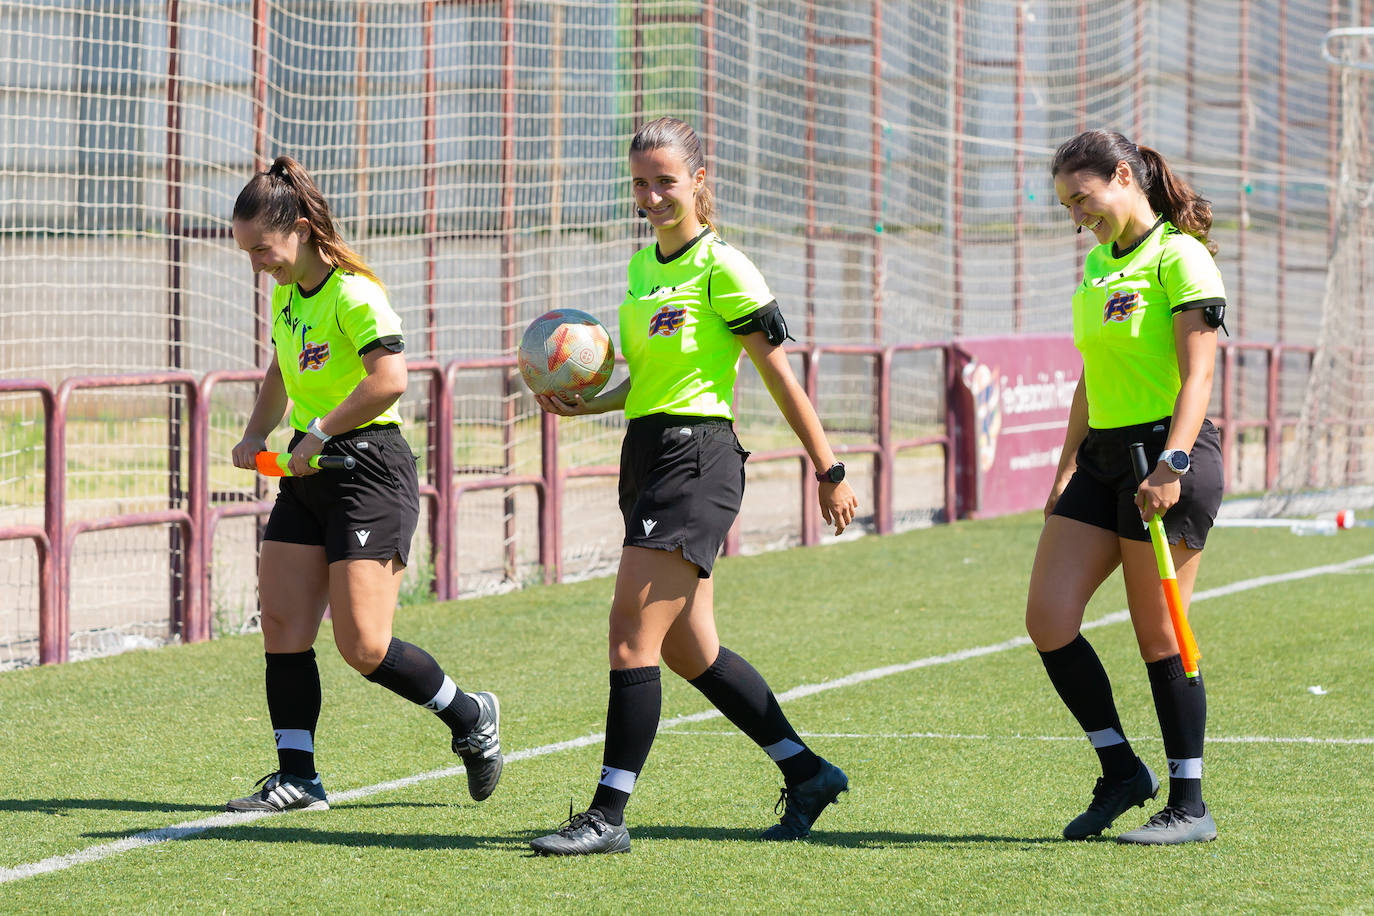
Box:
[1161,576,1202,673]
[1130,443,1202,678]
[253,451,355,477]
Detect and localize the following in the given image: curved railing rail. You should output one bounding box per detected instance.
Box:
[2,337,1294,664]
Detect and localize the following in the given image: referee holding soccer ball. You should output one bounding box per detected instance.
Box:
[529,117,858,855]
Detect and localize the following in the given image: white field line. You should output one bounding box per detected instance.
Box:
[659,730,1374,746]
[4,550,1373,885]
[771,552,1374,704]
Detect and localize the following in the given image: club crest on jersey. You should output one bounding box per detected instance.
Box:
[298,341,330,371]
[1103,291,1141,324]
[648,304,687,337]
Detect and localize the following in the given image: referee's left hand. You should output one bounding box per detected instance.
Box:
[1135,468,1181,521]
[820,480,858,535]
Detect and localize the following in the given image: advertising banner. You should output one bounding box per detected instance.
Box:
[955,335,1081,517]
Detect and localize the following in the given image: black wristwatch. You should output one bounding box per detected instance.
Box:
[815,462,846,484]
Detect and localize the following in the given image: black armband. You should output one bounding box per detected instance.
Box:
[1171,298,1229,336]
[727,301,794,346]
[359,334,405,356]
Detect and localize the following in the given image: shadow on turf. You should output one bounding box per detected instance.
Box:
[630,825,1063,847]
[0,798,221,815]
[81,824,530,852]
[0,798,434,827]
[78,821,1061,850]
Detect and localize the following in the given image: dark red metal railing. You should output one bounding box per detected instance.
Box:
[49,373,204,664]
[6,338,1311,665]
[1214,341,1315,491]
[0,379,57,664]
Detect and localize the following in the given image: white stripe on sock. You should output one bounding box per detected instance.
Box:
[425,675,458,712]
[1167,757,1203,779]
[762,737,806,761]
[1086,727,1126,749]
[598,765,637,794]
[274,729,314,753]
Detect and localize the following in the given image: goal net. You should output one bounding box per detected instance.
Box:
[1260,26,1374,518]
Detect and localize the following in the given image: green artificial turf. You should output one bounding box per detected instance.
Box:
[2,514,1371,913]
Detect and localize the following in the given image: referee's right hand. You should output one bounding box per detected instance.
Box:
[534,392,594,416]
[1043,472,1073,520]
[231,434,268,470]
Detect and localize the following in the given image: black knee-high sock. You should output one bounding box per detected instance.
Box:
[265,649,321,779]
[362,638,480,735]
[589,666,661,826]
[1146,654,1206,816]
[1039,634,1139,780]
[688,647,822,786]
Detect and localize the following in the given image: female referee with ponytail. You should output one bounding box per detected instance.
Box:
[1027,130,1227,844]
[225,156,502,812]
[528,118,858,855]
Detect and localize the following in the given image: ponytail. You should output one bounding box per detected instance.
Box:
[233,156,384,286]
[1052,129,1218,255]
[1137,145,1217,255]
[695,182,717,235]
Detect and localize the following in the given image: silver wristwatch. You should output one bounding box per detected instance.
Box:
[307,417,332,443]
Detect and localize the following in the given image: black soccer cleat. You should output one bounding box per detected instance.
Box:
[225,771,329,813]
[1062,760,1159,840]
[530,806,631,856]
[452,691,503,801]
[1117,803,1218,845]
[760,758,849,841]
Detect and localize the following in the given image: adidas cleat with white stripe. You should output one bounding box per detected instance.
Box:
[452,691,503,801]
[225,772,329,813]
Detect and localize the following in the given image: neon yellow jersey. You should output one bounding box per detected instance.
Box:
[1072,220,1226,428]
[619,230,774,420]
[269,270,405,431]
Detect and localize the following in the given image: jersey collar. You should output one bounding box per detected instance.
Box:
[655,226,713,264]
[1110,216,1165,260]
[295,268,336,299]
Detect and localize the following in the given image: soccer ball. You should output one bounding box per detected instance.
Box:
[517,309,615,402]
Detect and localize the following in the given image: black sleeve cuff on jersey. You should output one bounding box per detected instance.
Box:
[359,335,405,356]
[1169,297,1226,315]
[727,301,793,345]
[1171,297,1229,336]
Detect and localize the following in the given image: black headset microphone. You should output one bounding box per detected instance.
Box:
[637,208,647,218]
[1076,225,1082,234]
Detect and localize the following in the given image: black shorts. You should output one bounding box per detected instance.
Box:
[1052,417,1223,549]
[619,414,750,578]
[262,424,420,566]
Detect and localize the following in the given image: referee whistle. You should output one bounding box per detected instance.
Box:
[253,451,355,477]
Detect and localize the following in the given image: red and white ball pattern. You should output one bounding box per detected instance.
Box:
[517,308,615,402]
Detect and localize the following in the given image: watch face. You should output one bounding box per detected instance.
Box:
[1167,451,1189,472]
[829,463,846,483]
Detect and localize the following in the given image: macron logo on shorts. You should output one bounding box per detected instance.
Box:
[354,529,371,546]
[641,519,657,537]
